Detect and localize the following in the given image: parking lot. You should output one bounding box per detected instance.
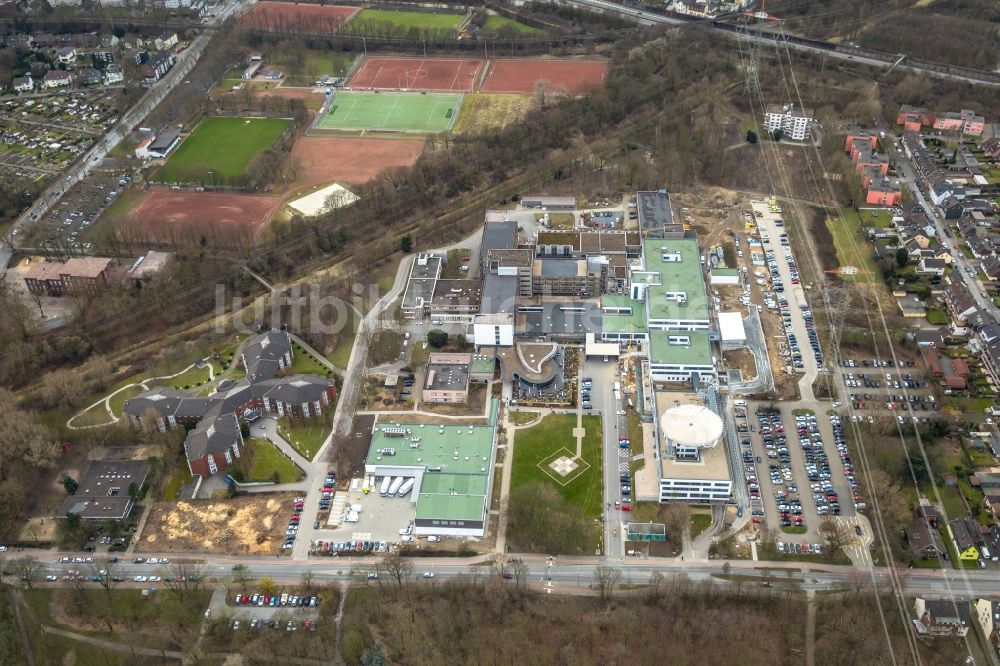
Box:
[742,403,858,544]
[310,477,416,550]
[752,200,825,375]
[27,170,132,252]
[838,356,939,424]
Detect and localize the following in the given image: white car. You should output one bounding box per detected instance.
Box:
[148,576,161,582]
[422,572,434,578]
[147,558,158,564]
[134,575,148,582]
[400,535,415,543]
[426,536,440,542]
[46,575,58,581]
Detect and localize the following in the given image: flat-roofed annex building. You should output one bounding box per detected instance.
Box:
[364,402,500,537]
[655,395,732,503]
[423,353,472,403]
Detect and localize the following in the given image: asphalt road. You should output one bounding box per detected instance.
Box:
[14,552,1000,600]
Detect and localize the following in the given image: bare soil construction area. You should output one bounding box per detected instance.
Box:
[141,493,298,556]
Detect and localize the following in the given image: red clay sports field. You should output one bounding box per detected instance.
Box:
[480,59,608,94]
[131,190,281,244]
[347,57,485,92]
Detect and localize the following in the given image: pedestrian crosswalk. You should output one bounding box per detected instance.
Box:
[619,462,630,473]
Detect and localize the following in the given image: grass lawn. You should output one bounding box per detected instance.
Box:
[690,510,713,538]
[96,188,143,224]
[149,364,212,390]
[277,417,330,460]
[508,410,540,425]
[328,316,359,369]
[781,525,808,534]
[826,209,879,282]
[108,385,144,417]
[452,93,535,135]
[289,342,333,377]
[154,117,291,183]
[925,307,949,325]
[353,8,464,30]
[912,557,943,569]
[511,414,603,517]
[482,15,542,34]
[441,248,472,279]
[535,212,575,229]
[240,438,304,483]
[162,466,193,501]
[861,208,894,229]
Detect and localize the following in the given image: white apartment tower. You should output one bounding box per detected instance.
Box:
[764,103,814,141]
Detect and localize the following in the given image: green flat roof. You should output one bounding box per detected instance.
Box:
[648,330,713,366]
[601,303,647,333]
[415,494,486,522]
[367,419,495,475]
[712,268,739,276]
[471,354,495,375]
[642,238,709,323]
[367,401,499,525]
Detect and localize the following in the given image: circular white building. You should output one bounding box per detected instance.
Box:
[661,404,723,460]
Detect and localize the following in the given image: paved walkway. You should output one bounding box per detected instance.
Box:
[66,362,215,430]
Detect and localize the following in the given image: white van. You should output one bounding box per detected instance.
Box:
[733,399,747,407]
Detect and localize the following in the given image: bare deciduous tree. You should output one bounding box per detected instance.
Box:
[593,565,621,602]
[377,552,413,588]
[12,556,41,589]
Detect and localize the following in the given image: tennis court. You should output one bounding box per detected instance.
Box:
[317,91,461,132]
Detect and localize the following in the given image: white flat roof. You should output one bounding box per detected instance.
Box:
[718,311,747,342]
[585,333,619,357]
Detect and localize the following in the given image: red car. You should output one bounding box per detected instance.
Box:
[621,503,632,512]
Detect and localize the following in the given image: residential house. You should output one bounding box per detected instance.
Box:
[943,281,979,326]
[154,31,178,51]
[41,70,72,89]
[914,328,945,349]
[139,51,174,85]
[982,138,1000,161]
[89,49,115,66]
[914,598,972,637]
[78,68,102,86]
[948,517,984,562]
[905,517,946,559]
[917,498,945,527]
[917,258,947,276]
[57,46,77,65]
[11,76,33,93]
[103,66,124,85]
[982,256,1000,282]
[942,197,964,220]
